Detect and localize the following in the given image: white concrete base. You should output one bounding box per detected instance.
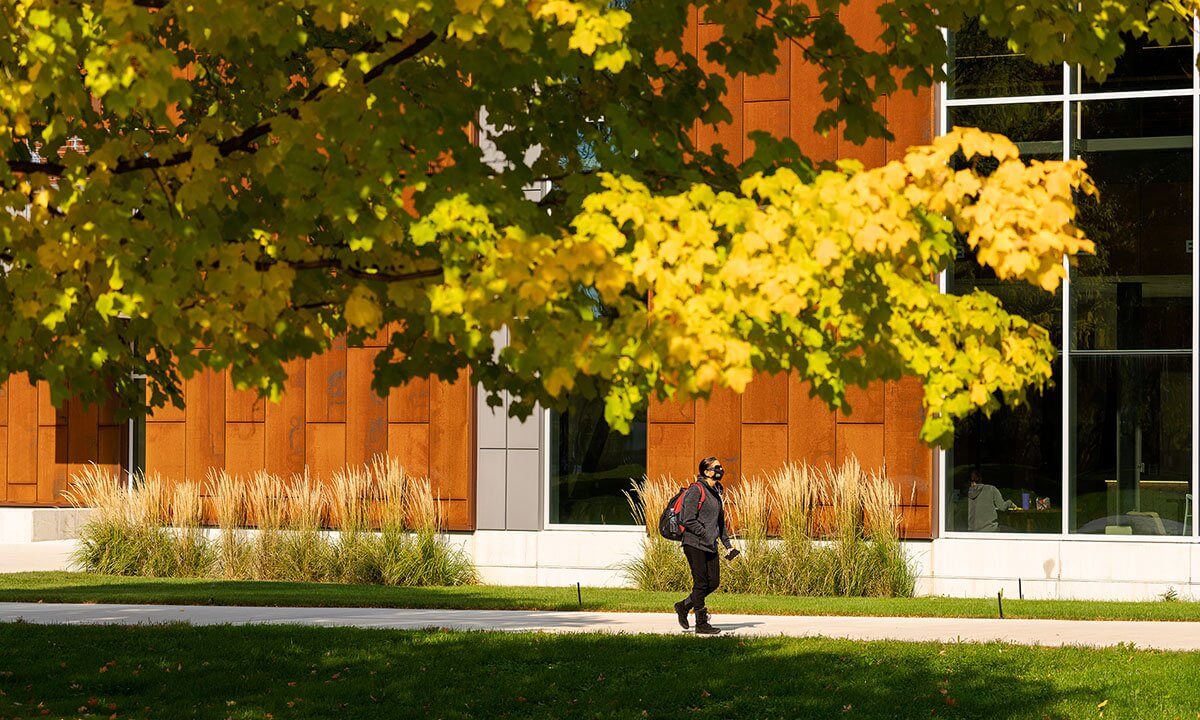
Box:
[0,540,76,573]
[0,507,93,543]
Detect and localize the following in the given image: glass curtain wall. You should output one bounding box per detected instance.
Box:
[944,22,1198,536]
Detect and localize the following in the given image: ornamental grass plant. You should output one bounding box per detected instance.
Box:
[66,457,475,587]
[625,460,916,598]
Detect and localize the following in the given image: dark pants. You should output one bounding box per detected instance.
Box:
[682,545,720,616]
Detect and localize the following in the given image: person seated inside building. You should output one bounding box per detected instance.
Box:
[967,469,1018,532]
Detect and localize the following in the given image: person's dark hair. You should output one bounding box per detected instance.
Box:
[698,456,719,476]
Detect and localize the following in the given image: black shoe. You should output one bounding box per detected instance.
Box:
[673,600,690,630]
[694,623,722,635]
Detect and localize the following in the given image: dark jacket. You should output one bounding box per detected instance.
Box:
[679,479,733,553]
[967,483,1015,532]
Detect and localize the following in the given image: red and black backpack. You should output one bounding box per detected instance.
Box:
[658,482,706,541]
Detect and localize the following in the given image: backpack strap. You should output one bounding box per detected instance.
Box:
[673,482,706,513]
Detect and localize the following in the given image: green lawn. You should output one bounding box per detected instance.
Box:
[4,571,1200,621]
[0,622,1197,719]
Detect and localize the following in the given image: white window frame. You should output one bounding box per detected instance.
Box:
[937,23,1200,542]
[541,407,646,531]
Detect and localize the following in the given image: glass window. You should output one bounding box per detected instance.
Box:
[948,17,1062,100]
[1069,355,1193,535]
[548,397,646,525]
[948,103,1063,162]
[1077,32,1195,93]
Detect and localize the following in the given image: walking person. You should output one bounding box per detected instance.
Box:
[673,456,739,635]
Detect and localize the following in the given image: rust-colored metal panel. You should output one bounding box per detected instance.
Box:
[7,483,36,504]
[346,348,389,467]
[789,40,838,163]
[838,0,887,167]
[225,422,266,479]
[838,381,885,424]
[6,375,38,487]
[185,369,225,482]
[836,423,885,476]
[648,395,695,423]
[97,398,119,427]
[886,85,934,161]
[37,381,68,426]
[429,370,472,504]
[305,423,346,481]
[440,498,471,531]
[743,99,790,159]
[387,377,430,423]
[899,504,932,539]
[694,387,742,480]
[96,425,122,480]
[884,376,932,507]
[744,39,790,102]
[697,23,744,164]
[742,372,788,424]
[305,341,347,424]
[265,359,306,478]
[36,425,68,503]
[0,377,7,426]
[147,379,186,422]
[146,422,186,482]
[66,399,99,484]
[0,427,6,496]
[226,372,265,423]
[387,423,430,480]
[787,374,836,468]
[741,424,788,480]
[647,423,694,482]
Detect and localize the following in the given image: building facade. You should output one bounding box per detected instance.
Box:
[1,11,1197,600]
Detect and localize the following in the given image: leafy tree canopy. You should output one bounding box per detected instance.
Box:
[1,0,1196,443]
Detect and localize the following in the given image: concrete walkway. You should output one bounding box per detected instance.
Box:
[3,602,1200,650]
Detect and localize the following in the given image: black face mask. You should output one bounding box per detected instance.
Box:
[711,467,724,481]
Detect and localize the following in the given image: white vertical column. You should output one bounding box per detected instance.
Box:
[1191,19,1199,538]
[1060,60,1073,536]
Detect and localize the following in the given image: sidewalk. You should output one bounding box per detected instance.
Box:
[4,602,1200,650]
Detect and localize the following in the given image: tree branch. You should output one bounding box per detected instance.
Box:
[6,31,439,179]
[259,257,445,284]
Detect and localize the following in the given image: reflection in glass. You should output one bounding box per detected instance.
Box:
[1078,32,1195,93]
[1070,355,1193,536]
[948,17,1062,99]
[549,397,646,525]
[948,103,1063,160]
[1071,98,1194,352]
[947,364,1063,533]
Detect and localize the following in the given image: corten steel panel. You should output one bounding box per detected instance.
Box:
[429,370,473,506]
[146,422,186,483]
[6,375,38,487]
[440,499,471,529]
[787,375,837,468]
[741,423,789,480]
[838,382,885,424]
[225,372,265,423]
[66,399,99,484]
[346,348,389,467]
[0,427,6,497]
[744,39,790,102]
[7,483,36,504]
[184,369,225,483]
[886,84,934,161]
[225,422,266,479]
[884,376,932,506]
[37,381,68,426]
[899,504,932,539]
[362,322,396,348]
[387,423,430,480]
[648,423,695,482]
[97,425,122,479]
[697,23,744,165]
[838,0,887,167]
[264,359,306,478]
[97,398,119,427]
[305,340,347,424]
[743,99,790,159]
[742,372,788,424]
[836,423,885,476]
[0,378,7,426]
[648,395,695,423]
[788,40,838,163]
[305,423,346,481]
[147,381,185,422]
[694,387,742,480]
[387,377,430,423]
[36,425,68,503]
